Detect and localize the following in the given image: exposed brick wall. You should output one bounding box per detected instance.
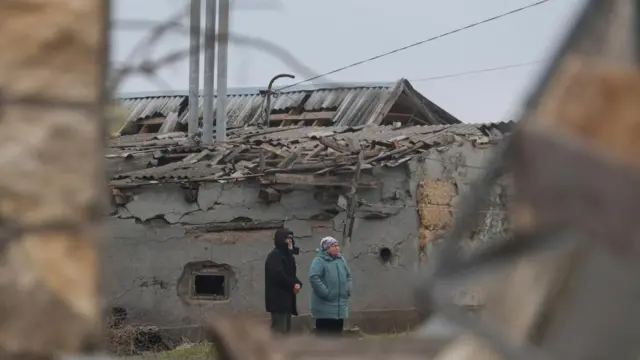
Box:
[416,179,458,263]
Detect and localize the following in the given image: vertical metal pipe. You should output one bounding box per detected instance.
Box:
[263,73,295,127]
[187,0,201,137]
[201,0,217,145]
[215,0,230,142]
[263,91,271,128]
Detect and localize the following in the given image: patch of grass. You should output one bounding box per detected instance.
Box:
[122,332,409,359]
[125,342,216,359]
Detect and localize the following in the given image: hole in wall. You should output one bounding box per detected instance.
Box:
[178,261,235,303]
[193,274,226,297]
[379,246,392,262]
[190,267,230,301]
[182,183,199,203]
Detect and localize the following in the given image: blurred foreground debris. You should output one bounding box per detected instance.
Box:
[0,0,108,358]
[423,1,640,359]
[206,316,450,360]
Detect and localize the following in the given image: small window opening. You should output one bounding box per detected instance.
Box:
[192,273,228,300]
[379,246,393,262]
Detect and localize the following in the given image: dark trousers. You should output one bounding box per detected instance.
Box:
[314,318,344,336]
[270,312,292,334]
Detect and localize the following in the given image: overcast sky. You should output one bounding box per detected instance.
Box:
[111,0,587,123]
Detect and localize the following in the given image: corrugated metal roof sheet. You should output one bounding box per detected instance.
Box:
[115,79,460,132]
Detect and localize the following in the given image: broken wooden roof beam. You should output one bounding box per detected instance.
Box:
[262,173,377,187]
[318,136,352,153]
[186,219,285,233]
[277,147,304,169]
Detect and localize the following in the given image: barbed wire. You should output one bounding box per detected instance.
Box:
[109,19,329,95]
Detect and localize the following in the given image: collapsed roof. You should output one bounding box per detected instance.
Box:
[107,121,514,189]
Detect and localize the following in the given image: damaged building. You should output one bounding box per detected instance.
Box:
[104,80,514,338]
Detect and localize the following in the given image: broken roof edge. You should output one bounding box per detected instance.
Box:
[398,79,461,125]
[115,80,400,100]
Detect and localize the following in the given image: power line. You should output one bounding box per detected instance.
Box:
[267,60,543,127]
[410,60,544,82]
[277,0,553,91]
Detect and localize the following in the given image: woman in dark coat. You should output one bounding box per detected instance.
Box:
[264,228,302,334]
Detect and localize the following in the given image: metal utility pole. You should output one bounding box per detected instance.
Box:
[202,0,217,145]
[215,0,230,142]
[0,0,107,357]
[188,0,202,138]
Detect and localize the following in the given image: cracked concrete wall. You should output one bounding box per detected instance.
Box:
[102,166,420,333]
[102,141,509,331]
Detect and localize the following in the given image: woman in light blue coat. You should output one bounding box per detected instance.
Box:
[308,236,352,336]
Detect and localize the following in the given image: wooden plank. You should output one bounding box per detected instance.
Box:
[210,150,228,166]
[364,141,425,164]
[308,131,336,139]
[182,149,211,164]
[186,220,285,233]
[386,112,414,118]
[267,173,376,187]
[389,135,409,143]
[260,143,290,157]
[235,160,255,172]
[136,116,166,125]
[259,148,266,173]
[223,145,248,163]
[277,147,304,169]
[318,136,352,153]
[269,111,335,122]
[342,150,365,259]
[265,156,360,175]
[303,145,327,161]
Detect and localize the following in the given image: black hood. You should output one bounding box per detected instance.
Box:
[274,228,293,250]
[273,227,299,255]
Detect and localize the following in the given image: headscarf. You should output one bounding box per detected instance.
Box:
[320,236,338,251]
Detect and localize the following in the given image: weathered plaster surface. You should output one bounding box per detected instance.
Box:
[102,141,510,332]
[408,142,511,251]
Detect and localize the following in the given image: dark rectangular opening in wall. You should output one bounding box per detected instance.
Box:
[193,274,227,299]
